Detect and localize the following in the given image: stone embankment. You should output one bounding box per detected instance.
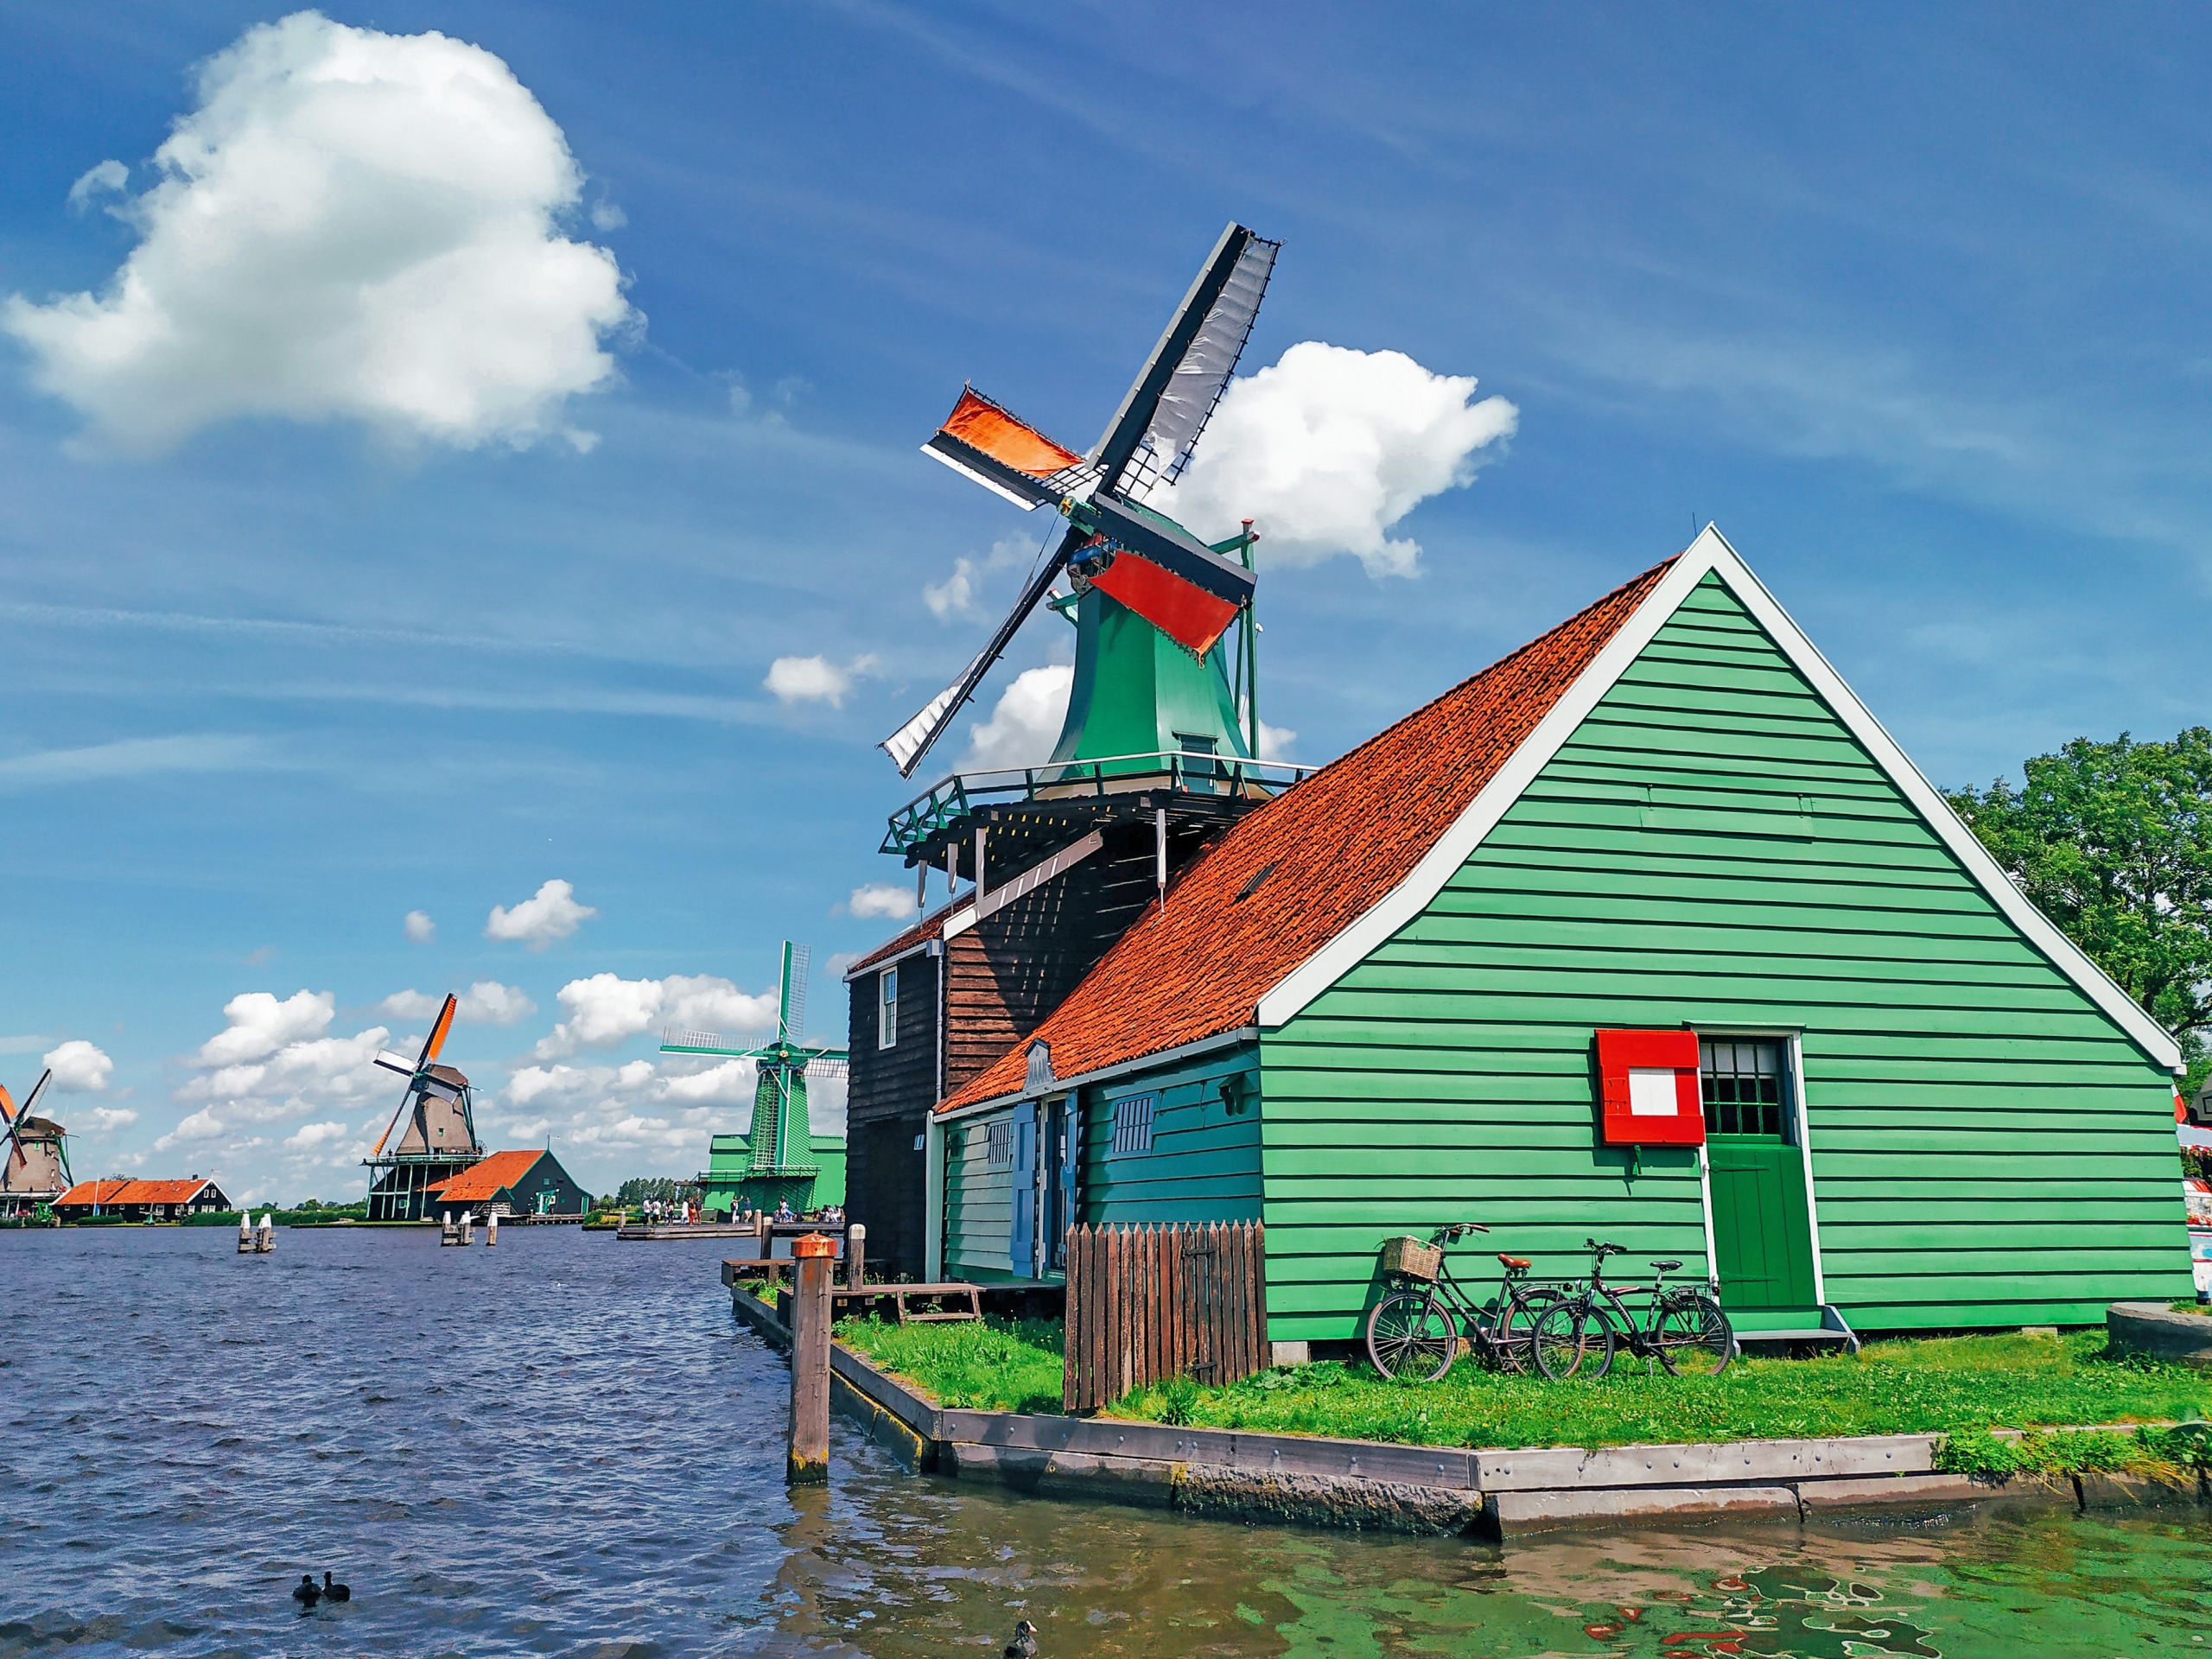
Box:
[727,1267,2208,1541]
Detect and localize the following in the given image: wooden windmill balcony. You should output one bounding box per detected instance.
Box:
[880,750,1312,876]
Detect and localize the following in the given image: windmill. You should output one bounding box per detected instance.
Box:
[884,221,1281,784]
[661,942,849,1217]
[0,1069,70,1220]
[361,994,486,1222]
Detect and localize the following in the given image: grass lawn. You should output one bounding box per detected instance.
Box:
[832,1315,2212,1459]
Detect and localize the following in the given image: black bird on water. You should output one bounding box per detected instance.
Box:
[1003,1618,1039,1659]
[291,1575,321,1610]
[322,1572,351,1603]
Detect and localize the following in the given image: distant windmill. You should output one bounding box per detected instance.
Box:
[661,943,849,1214]
[883,222,1280,781]
[361,994,486,1222]
[0,1069,70,1219]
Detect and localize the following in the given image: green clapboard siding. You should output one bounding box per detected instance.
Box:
[1260,572,2189,1344]
[941,1106,1020,1282]
[1082,1050,1262,1227]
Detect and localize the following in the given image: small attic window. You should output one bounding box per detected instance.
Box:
[1234,861,1280,902]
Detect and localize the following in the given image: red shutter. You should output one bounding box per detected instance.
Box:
[1594,1028,1706,1147]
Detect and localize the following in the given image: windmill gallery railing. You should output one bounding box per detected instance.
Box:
[1061,1221,1268,1413]
[881,752,1313,860]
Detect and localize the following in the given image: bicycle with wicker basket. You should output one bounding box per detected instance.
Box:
[1363,1224,1564,1381]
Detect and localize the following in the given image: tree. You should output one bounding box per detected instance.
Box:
[1947,728,2212,1090]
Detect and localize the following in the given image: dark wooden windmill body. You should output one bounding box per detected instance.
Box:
[362,996,486,1221]
[0,1069,71,1221]
[846,224,1306,1278]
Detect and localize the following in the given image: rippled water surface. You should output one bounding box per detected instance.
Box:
[3,1227,2209,1657]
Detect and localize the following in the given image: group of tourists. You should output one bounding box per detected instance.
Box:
[640,1196,699,1225]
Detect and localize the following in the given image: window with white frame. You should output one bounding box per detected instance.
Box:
[986,1119,1013,1166]
[878,965,898,1049]
[1110,1093,1156,1154]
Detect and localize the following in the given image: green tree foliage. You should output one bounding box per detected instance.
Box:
[615,1175,692,1206]
[1947,728,2212,1089]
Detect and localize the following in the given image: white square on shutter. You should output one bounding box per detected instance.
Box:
[1627,1067,1681,1116]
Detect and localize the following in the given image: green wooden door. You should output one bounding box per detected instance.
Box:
[1707,1134,1816,1309]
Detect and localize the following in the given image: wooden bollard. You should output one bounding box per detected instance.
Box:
[845,1222,866,1291]
[237,1214,253,1255]
[486,1211,499,1247]
[254,1213,275,1253]
[787,1230,836,1485]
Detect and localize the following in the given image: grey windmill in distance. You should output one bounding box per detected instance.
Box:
[361,993,486,1222]
[0,1068,71,1219]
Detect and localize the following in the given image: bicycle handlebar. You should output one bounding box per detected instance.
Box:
[1585,1237,1626,1258]
[1431,1222,1492,1242]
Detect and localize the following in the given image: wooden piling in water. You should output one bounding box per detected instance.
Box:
[787,1231,835,1484]
[845,1222,865,1291]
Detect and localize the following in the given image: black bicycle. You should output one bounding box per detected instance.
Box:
[1363,1224,1563,1381]
[1528,1238,1734,1380]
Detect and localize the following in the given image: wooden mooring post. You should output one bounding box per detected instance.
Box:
[845,1222,865,1290]
[787,1230,836,1484]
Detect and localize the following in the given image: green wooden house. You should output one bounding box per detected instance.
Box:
[925,528,2192,1350]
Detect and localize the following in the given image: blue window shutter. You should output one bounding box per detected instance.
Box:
[1060,1098,1082,1228]
[1007,1107,1036,1274]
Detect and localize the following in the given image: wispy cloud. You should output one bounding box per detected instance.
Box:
[0,734,276,791]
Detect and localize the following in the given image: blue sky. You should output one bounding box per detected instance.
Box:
[3,3,2208,1204]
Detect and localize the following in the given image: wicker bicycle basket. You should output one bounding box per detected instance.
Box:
[1381,1235,1443,1281]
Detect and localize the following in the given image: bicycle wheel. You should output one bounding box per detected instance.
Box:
[1487,1287,1561,1375]
[1651,1294,1734,1377]
[1530,1297,1616,1381]
[1364,1289,1458,1381]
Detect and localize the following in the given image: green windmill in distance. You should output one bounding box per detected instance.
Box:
[660,942,848,1219]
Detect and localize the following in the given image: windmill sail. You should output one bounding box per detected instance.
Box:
[1077,495,1257,656]
[880,525,1084,777]
[1091,224,1280,499]
[922,388,1093,510]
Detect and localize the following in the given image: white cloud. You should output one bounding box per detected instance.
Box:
[3,11,634,453]
[404,909,436,944]
[534,972,778,1058]
[485,878,595,948]
[284,1120,348,1150]
[1257,721,1297,763]
[41,1039,114,1093]
[79,1106,140,1133]
[962,664,1071,769]
[765,653,877,708]
[848,882,918,920]
[186,1028,392,1123]
[1159,341,1518,578]
[925,557,981,620]
[377,981,537,1027]
[588,200,626,232]
[654,1058,758,1103]
[150,1107,226,1154]
[67,159,128,212]
[194,990,334,1065]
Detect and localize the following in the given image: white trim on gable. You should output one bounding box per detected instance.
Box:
[1255,525,2183,1075]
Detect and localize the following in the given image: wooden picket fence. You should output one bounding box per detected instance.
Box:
[1062,1221,1268,1412]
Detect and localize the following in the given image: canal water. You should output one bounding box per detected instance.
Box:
[3,1227,2208,1657]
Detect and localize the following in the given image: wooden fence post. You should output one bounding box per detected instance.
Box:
[846,1222,866,1291]
[787,1231,835,1484]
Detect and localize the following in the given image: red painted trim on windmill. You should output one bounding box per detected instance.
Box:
[1089,552,1242,655]
[1594,1027,1705,1146]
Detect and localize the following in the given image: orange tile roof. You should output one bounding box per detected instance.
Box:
[845,899,960,977]
[56,1177,218,1205]
[57,1179,130,1206]
[425,1149,546,1203]
[939,557,1676,1112]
